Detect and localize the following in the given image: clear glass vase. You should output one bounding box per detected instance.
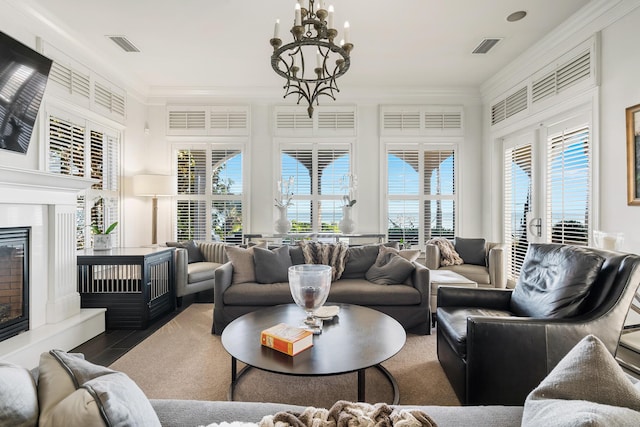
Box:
[288,264,332,334]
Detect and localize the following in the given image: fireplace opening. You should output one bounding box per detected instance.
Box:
[0,227,29,342]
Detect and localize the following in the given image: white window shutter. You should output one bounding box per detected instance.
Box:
[273,106,356,136]
[167,106,250,136]
[381,106,463,136]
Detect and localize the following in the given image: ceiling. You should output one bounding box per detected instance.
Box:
[12,0,592,97]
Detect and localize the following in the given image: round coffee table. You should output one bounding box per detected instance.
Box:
[221,303,406,403]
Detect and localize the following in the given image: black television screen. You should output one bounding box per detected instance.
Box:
[0,31,52,154]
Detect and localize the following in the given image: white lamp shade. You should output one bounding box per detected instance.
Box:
[132,175,176,197]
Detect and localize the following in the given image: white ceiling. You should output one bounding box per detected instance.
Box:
[13,0,592,96]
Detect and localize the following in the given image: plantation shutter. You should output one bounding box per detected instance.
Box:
[281,148,313,232]
[317,148,350,228]
[546,125,591,245]
[48,116,85,177]
[176,149,207,240]
[423,149,455,240]
[211,149,243,243]
[504,143,532,281]
[387,149,420,244]
[76,195,86,250]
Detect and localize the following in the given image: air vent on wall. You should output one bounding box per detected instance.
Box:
[106,35,140,53]
[472,38,502,54]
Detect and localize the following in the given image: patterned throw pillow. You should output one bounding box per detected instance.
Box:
[427,237,463,266]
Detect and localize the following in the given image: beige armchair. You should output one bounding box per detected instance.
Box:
[425,239,507,289]
[172,241,228,306]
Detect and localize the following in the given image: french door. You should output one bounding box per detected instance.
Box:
[503,112,592,283]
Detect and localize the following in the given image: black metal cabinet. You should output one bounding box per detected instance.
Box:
[77,247,175,329]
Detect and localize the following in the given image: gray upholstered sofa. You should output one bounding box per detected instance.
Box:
[212,243,431,335]
[170,241,227,306]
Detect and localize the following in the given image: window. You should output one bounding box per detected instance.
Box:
[47,114,121,249]
[386,145,456,247]
[546,125,591,245]
[280,144,351,232]
[175,145,244,243]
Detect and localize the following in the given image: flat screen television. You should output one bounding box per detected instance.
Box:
[0,31,52,154]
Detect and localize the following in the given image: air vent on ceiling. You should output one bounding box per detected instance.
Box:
[106,35,140,52]
[472,38,502,54]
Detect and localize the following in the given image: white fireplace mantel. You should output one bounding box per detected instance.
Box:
[0,165,105,369]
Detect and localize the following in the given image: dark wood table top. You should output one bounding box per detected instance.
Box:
[221,303,406,376]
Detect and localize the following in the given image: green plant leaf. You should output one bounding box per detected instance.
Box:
[104,222,118,234]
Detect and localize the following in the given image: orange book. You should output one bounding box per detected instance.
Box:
[260,323,313,356]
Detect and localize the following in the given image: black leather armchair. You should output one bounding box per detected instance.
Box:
[436,243,640,406]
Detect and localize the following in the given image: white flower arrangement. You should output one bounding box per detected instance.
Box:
[275,176,295,208]
[340,174,357,207]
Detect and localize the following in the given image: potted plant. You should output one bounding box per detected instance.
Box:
[91,221,118,250]
[90,197,118,251]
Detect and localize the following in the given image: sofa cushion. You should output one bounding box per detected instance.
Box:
[438,264,490,286]
[365,250,415,285]
[38,350,160,427]
[437,307,514,358]
[454,237,486,266]
[187,262,220,283]
[166,240,204,263]
[522,335,640,426]
[225,242,267,284]
[510,243,605,318]
[224,282,293,306]
[329,279,422,305]
[253,246,292,284]
[0,362,38,427]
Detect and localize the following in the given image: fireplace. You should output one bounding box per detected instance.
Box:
[0,227,29,342]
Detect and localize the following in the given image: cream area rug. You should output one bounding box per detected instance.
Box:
[109,303,460,408]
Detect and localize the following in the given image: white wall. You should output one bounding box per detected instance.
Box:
[598,6,640,254]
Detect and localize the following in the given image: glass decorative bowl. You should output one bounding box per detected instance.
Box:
[593,230,624,251]
[288,264,332,334]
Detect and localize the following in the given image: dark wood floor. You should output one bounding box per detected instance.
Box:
[71,292,212,366]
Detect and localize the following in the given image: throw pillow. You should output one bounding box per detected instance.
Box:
[427,237,463,266]
[166,240,205,263]
[341,245,382,279]
[225,241,267,284]
[253,246,292,284]
[510,243,605,318]
[454,237,486,266]
[365,250,415,285]
[375,244,421,264]
[0,362,38,427]
[38,350,161,427]
[522,335,640,426]
[289,245,306,265]
[300,241,349,281]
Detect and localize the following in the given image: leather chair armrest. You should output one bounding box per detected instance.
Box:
[487,243,508,289]
[437,286,513,310]
[425,244,441,270]
[213,261,234,307]
[465,316,550,405]
[174,248,189,296]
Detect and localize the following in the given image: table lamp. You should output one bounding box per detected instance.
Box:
[133,174,176,245]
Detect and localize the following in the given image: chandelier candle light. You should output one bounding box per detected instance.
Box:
[271,0,353,118]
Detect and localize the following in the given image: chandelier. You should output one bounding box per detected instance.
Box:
[270,0,353,118]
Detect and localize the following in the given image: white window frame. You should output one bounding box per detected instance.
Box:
[173,141,247,243]
[276,139,355,233]
[44,105,122,249]
[382,139,460,248]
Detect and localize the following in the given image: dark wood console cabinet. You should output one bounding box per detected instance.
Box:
[77,247,175,329]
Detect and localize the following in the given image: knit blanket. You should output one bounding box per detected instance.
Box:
[260,400,438,427]
[300,241,349,281]
[426,238,463,267]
